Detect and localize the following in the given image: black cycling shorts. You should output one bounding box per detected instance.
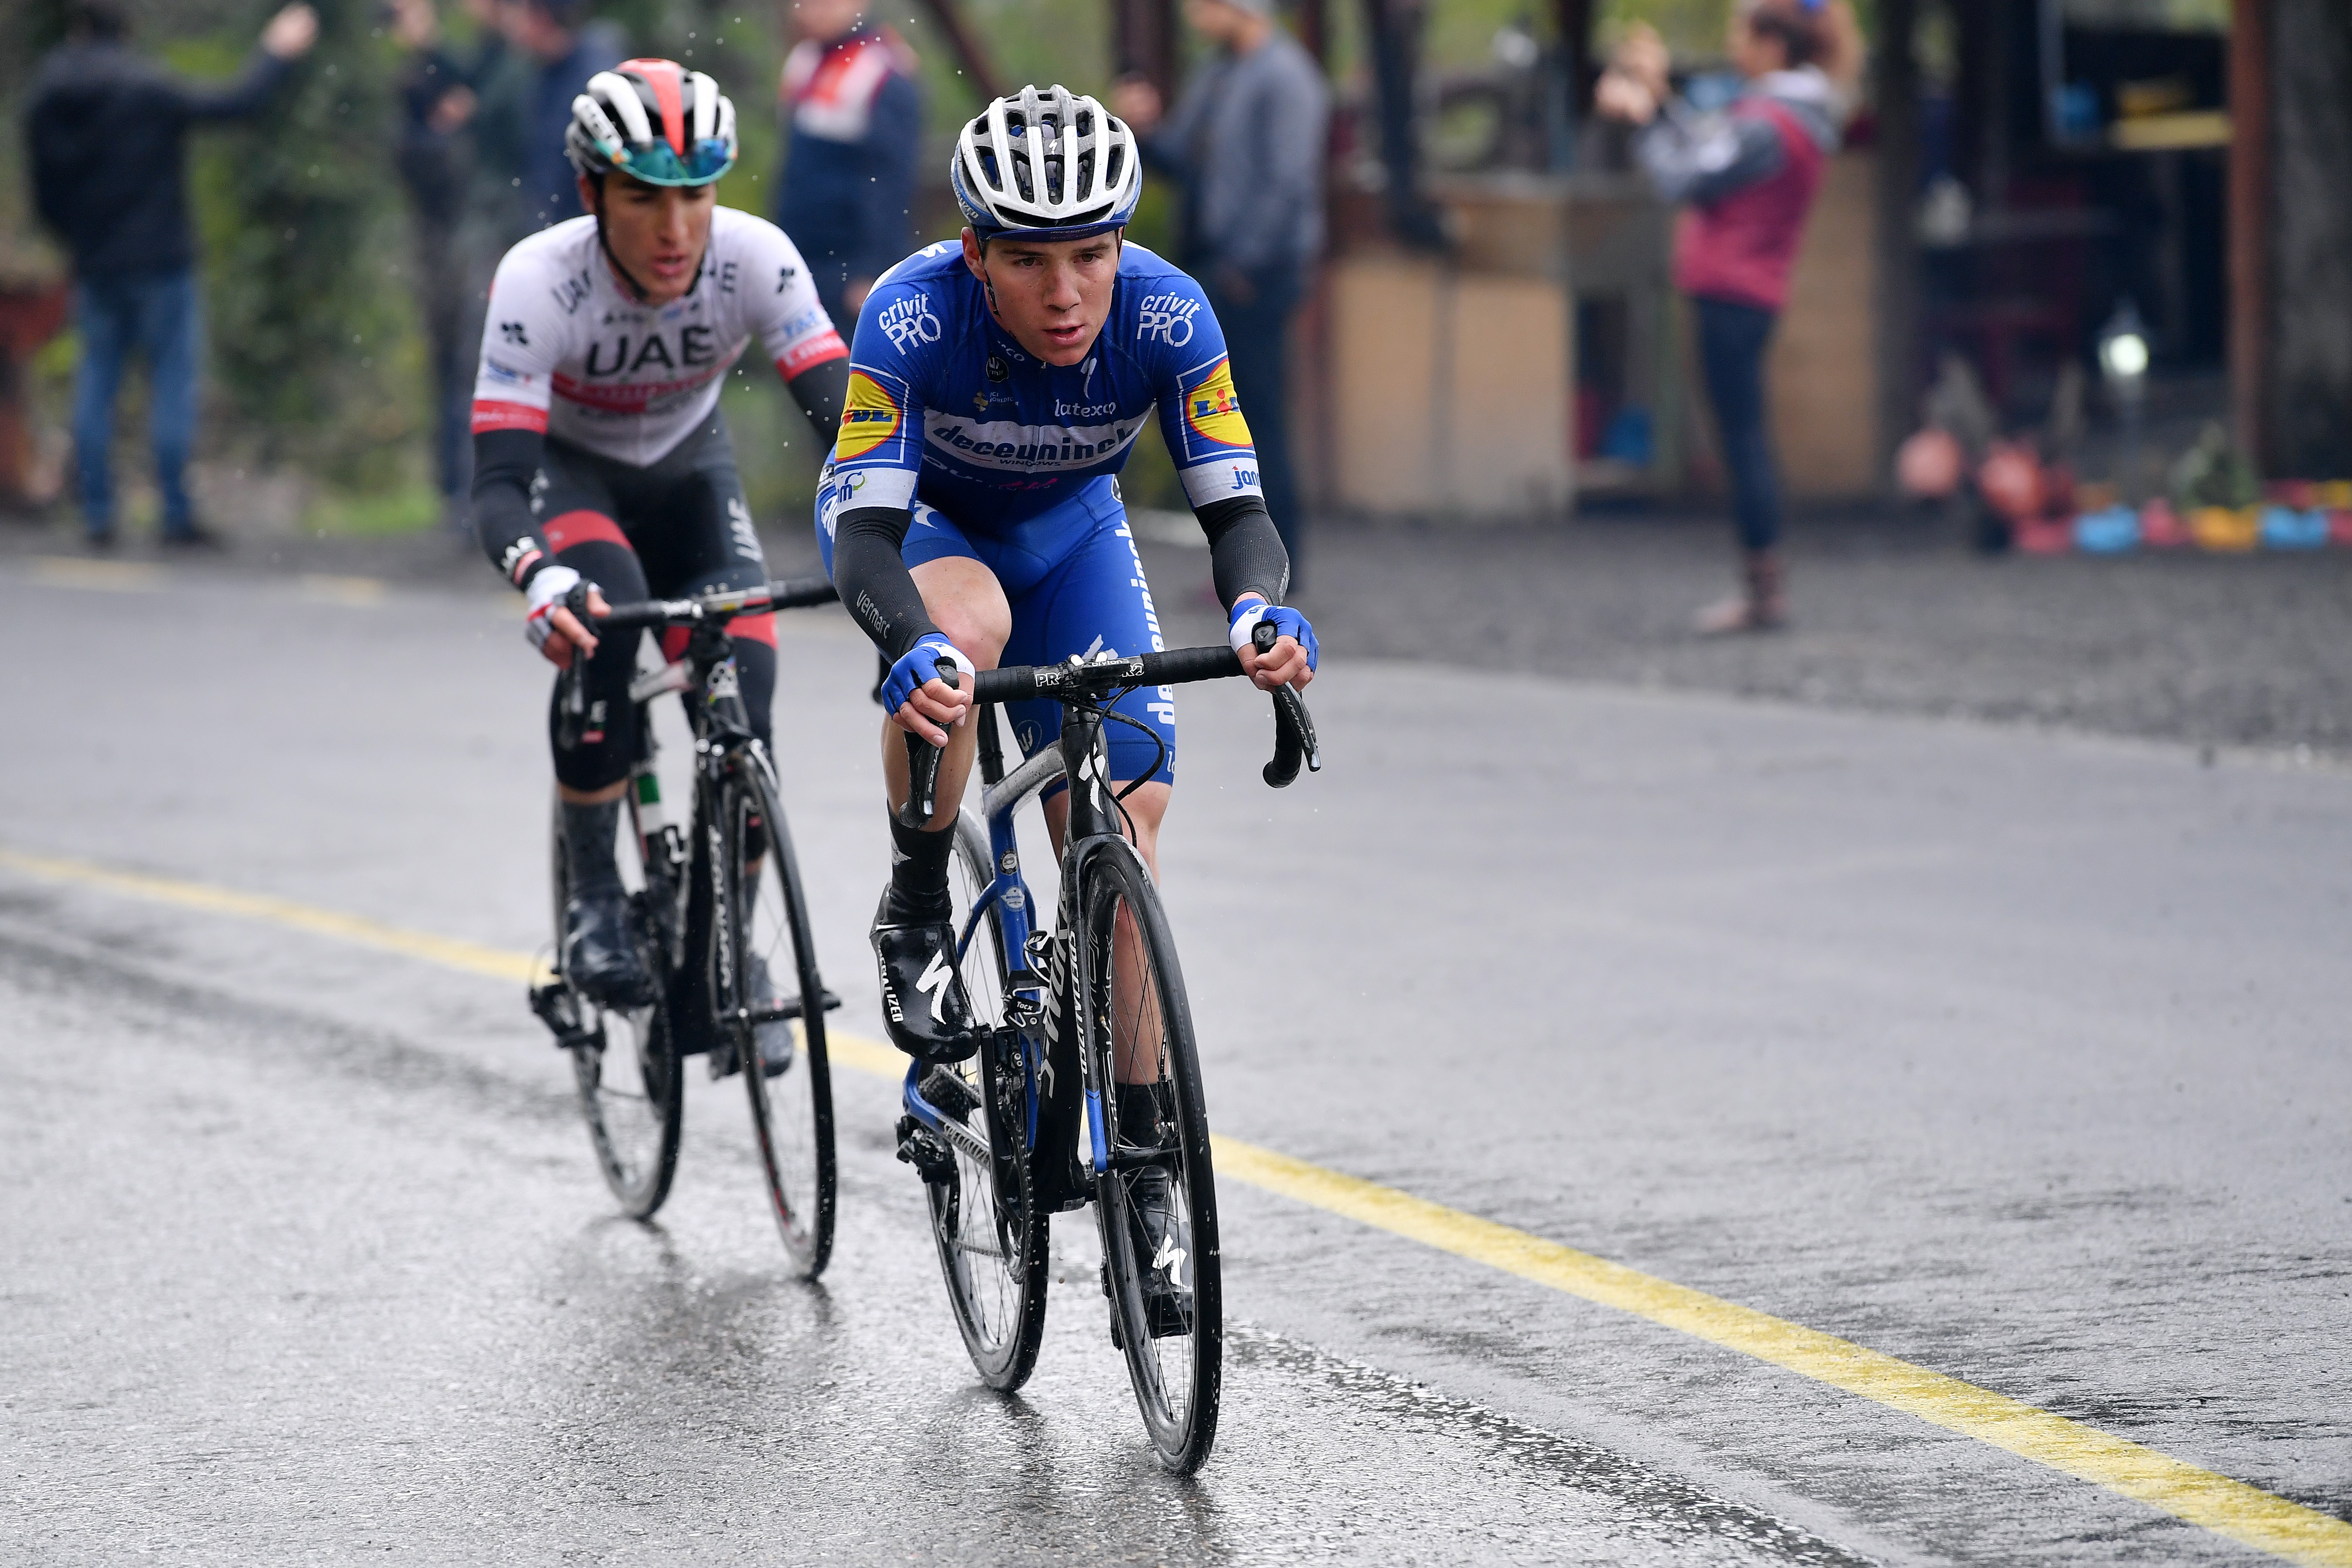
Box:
[536,414,776,792]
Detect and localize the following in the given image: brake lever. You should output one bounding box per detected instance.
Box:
[896,661,960,828]
[554,580,593,751]
[1250,619,1320,788]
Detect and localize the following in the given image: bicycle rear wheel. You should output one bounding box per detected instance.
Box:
[1080,839,1222,1473]
[551,798,681,1219]
[924,811,1050,1390]
[716,757,836,1278]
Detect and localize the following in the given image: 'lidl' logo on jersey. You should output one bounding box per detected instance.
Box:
[836,372,902,459]
[1183,359,1250,449]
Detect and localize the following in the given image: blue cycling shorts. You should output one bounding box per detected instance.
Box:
[817,472,1176,790]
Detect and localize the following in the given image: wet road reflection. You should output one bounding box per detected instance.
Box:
[3,932,1859,1565]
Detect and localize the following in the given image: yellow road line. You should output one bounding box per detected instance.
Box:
[4,844,2347,1565]
[29,556,166,593]
[0,849,544,985]
[299,573,388,607]
[1209,1138,2352,1567]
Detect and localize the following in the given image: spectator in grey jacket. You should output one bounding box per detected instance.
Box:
[26,0,317,547]
[1115,0,1327,588]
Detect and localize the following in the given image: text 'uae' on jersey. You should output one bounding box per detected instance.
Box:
[469,208,846,468]
[826,240,1260,535]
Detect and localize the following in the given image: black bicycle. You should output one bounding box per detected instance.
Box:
[893,625,1318,1472]
[530,574,842,1277]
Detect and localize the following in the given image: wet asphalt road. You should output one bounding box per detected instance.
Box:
[3,557,2348,1565]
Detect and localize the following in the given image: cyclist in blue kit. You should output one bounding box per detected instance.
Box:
[817,84,1317,1064]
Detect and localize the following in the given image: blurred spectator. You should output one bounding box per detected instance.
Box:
[772,0,922,332]
[1115,0,1328,591]
[1597,1,1854,633]
[25,0,319,548]
[389,0,504,524]
[492,0,627,233]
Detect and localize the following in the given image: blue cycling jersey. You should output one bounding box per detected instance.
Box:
[826,239,1261,533]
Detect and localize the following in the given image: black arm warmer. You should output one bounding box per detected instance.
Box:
[1196,494,1291,608]
[831,505,937,658]
[786,355,849,445]
[471,427,548,588]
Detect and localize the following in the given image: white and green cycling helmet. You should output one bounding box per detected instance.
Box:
[565,57,738,186]
[950,84,1141,242]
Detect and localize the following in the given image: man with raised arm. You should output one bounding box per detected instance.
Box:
[469,60,849,1051]
[819,84,1315,1059]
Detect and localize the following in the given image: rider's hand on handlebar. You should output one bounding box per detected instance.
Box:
[524,565,610,669]
[1229,598,1318,693]
[884,637,973,748]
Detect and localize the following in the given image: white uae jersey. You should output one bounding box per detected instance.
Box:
[470,208,847,466]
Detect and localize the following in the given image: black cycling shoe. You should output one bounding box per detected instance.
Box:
[870,890,975,1064]
[561,886,654,1010]
[1126,1164,1195,1339]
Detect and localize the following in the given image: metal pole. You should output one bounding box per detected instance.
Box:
[2227,0,2270,467]
[909,0,1007,104]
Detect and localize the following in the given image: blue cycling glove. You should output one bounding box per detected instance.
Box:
[1228,600,1318,671]
[882,636,972,715]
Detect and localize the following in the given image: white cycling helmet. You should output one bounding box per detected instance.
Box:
[566,58,738,186]
[950,84,1141,242]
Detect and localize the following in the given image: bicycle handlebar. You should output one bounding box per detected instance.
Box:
[895,623,1319,827]
[554,575,839,751]
[592,573,839,632]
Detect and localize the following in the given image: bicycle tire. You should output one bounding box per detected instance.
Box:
[552,798,681,1219]
[925,809,1051,1390]
[1079,839,1222,1473]
[716,757,837,1278]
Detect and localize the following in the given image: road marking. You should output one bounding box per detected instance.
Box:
[0,849,544,985]
[29,556,166,593]
[3,845,2347,1567]
[299,573,388,607]
[1209,1138,2352,1568]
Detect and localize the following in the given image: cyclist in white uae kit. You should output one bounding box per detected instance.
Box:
[470,59,851,1037]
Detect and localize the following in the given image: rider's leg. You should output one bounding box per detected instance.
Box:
[876,555,1010,919]
[1043,784,1172,1090]
[543,520,654,1004]
[1017,499,1180,1091]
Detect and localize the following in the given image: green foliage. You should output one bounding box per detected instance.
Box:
[174,4,422,487]
[2170,422,2261,511]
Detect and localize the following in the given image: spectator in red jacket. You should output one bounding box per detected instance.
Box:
[772,0,921,334]
[1599,1,1853,634]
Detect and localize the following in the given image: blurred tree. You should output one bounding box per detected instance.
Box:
[180,2,419,485]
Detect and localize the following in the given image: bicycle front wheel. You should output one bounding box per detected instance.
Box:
[1080,840,1222,1473]
[925,811,1051,1390]
[551,799,681,1219]
[716,758,836,1278]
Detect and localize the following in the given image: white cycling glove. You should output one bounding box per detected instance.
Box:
[523,564,586,652]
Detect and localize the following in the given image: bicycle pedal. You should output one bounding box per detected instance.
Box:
[529,981,597,1050]
[894,1115,955,1185]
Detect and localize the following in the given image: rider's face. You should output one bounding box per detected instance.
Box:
[583,174,716,305]
[961,227,1122,367]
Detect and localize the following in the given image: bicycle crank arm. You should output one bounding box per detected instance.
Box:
[743,987,842,1025]
[1104,1142,1181,1174]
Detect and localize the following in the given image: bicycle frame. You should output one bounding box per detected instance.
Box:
[601,617,776,1054]
[899,695,1135,1211]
